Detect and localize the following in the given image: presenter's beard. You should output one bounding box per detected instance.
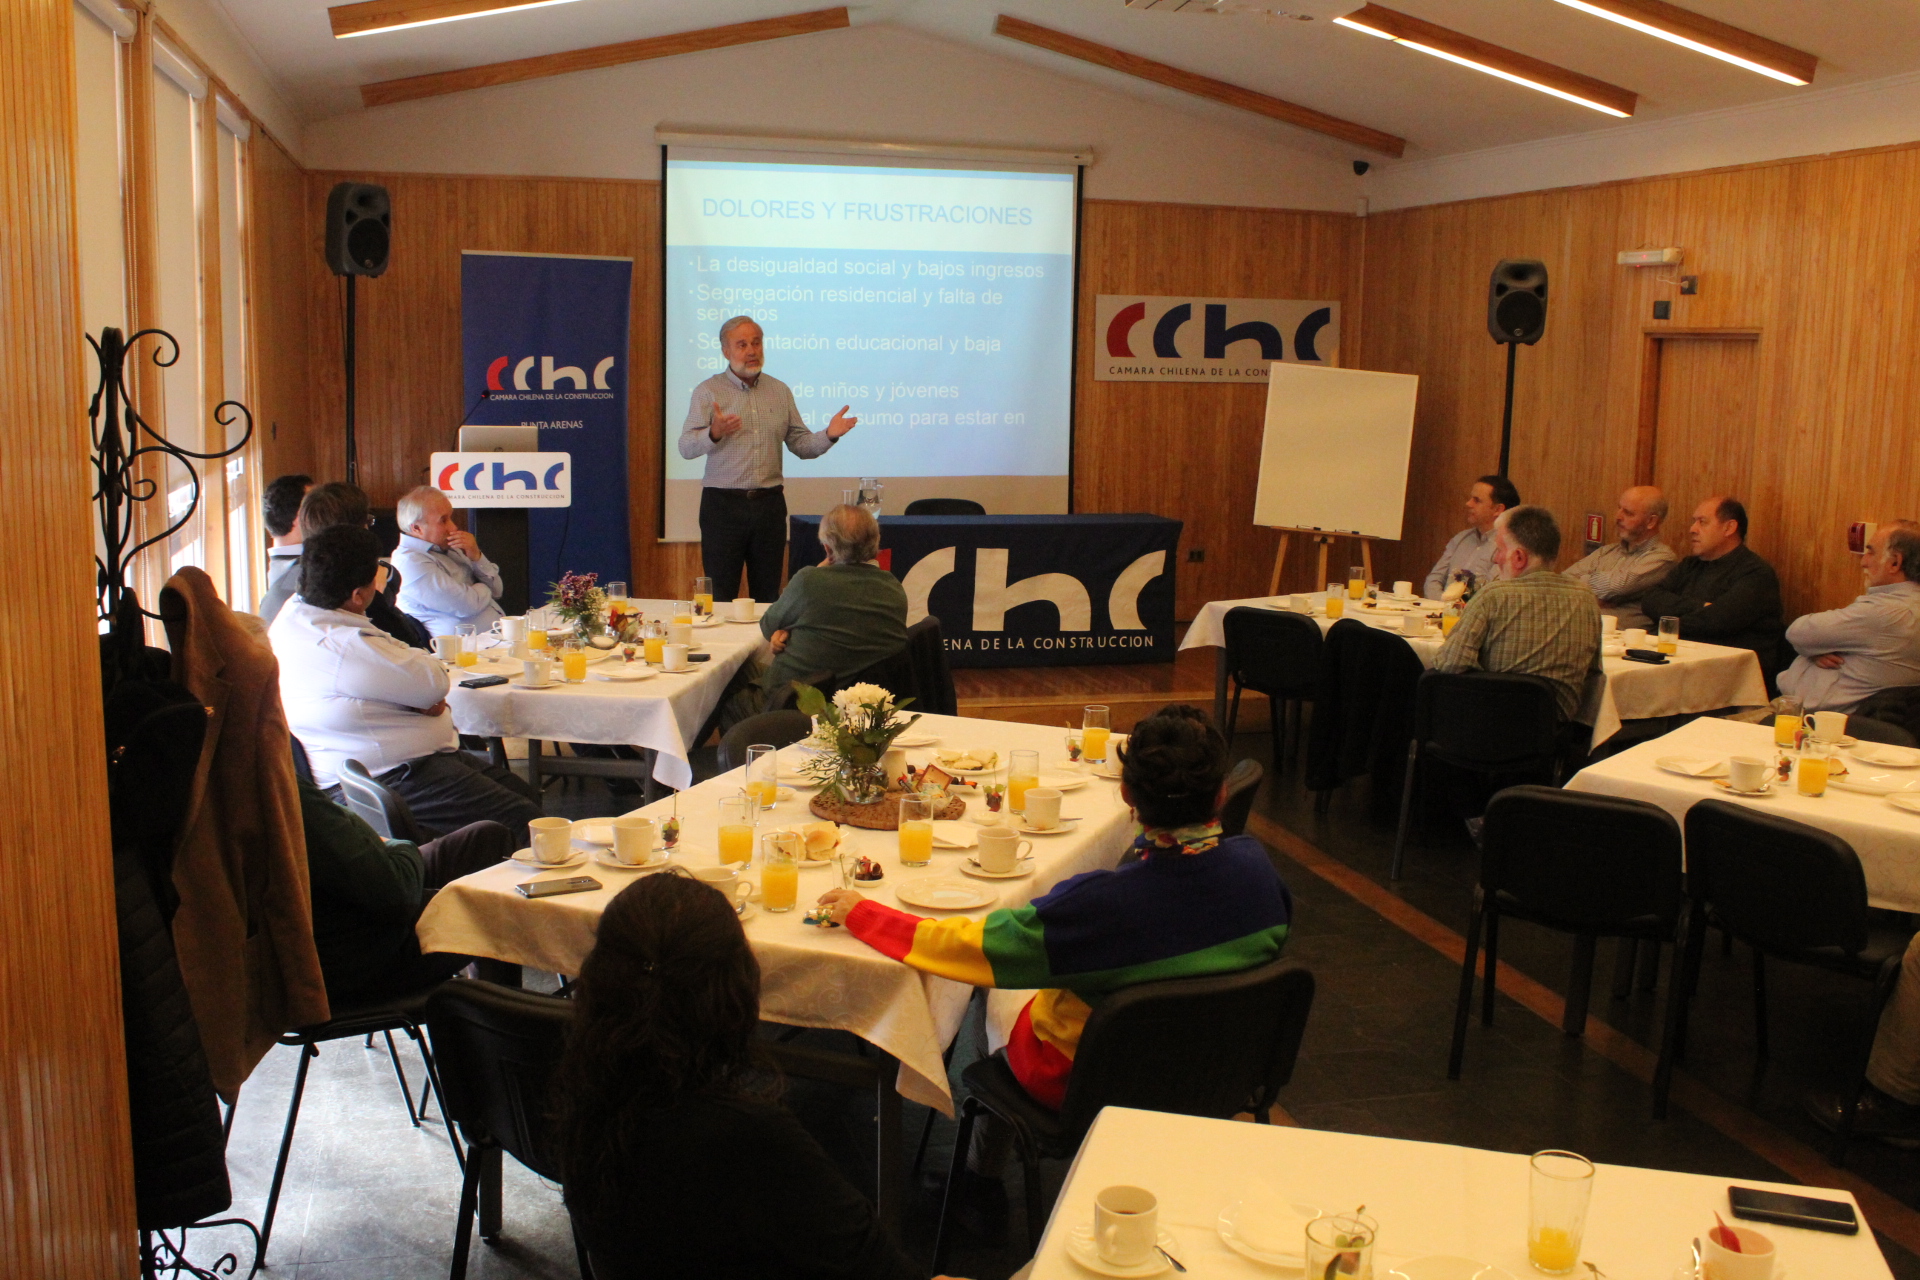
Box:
[729,357,762,380]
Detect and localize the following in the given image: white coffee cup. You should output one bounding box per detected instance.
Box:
[1811,710,1849,744]
[1728,756,1770,792]
[691,863,754,904]
[492,615,526,643]
[1289,594,1309,612]
[432,634,461,661]
[1601,615,1619,634]
[1393,579,1414,597]
[1404,614,1433,638]
[529,816,573,865]
[522,657,554,687]
[732,596,755,622]
[1094,1185,1158,1268]
[1023,787,1063,831]
[978,826,1031,873]
[1623,627,1648,649]
[1703,1225,1774,1280]
[669,621,693,646]
[612,816,657,865]
[662,643,691,672]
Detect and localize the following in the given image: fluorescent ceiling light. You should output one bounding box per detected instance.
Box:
[330,0,583,40]
[1546,0,1814,86]
[1334,5,1636,118]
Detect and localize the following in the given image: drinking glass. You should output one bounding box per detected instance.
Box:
[1657,615,1680,655]
[760,830,800,912]
[527,627,550,652]
[671,601,694,646]
[1441,613,1461,636]
[560,642,589,683]
[745,744,779,807]
[1772,695,1805,749]
[1347,565,1366,600]
[605,580,628,603]
[1065,728,1084,763]
[693,576,714,617]
[1797,751,1830,797]
[858,477,884,516]
[1325,583,1345,619]
[1304,1214,1376,1279]
[898,793,935,867]
[1008,749,1040,813]
[718,792,758,866]
[1528,1150,1594,1275]
[455,623,479,668]
[642,619,667,666]
[1082,705,1111,763]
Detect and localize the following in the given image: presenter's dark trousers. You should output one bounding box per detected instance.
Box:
[700,484,787,603]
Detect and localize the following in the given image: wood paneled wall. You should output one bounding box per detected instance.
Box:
[250,131,316,485]
[1354,143,1920,621]
[0,0,137,1273]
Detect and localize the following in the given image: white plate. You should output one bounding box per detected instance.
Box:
[1852,742,1920,768]
[936,758,1003,778]
[1215,1199,1320,1268]
[594,667,656,682]
[1064,1224,1175,1277]
[511,848,586,870]
[1015,818,1082,835]
[1657,755,1729,779]
[1037,772,1090,792]
[514,679,562,690]
[1713,779,1776,798]
[961,856,1034,880]
[894,879,998,911]
[694,615,727,628]
[592,850,670,871]
[893,732,941,748]
[1889,794,1920,816]
[1386,1257,1518,1280]
[1829,771,1918,796]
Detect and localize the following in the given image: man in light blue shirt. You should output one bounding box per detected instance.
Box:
[678,315,857,602]
[391,486,504,637]
[1779,521,1920,713]
[1423,474,1519,599]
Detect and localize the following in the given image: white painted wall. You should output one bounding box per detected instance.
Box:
[1367,67,1920,212]
[302,23,1361,211]
[151,0,302,150]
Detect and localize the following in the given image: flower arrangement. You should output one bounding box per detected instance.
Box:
[547,571,608,635]
[794,682,920,804]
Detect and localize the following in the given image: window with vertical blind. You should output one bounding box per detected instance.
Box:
[150,48,205,578]
[72,3,127,346]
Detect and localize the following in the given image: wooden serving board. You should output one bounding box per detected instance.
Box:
[809,790,966,830]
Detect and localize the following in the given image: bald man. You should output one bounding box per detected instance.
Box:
[1561,485,1679,630]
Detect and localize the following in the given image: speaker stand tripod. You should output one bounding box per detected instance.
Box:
[343,274,358,486]
[1496,339,1518,479]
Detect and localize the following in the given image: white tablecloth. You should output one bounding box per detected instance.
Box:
[1031,1107,1892,1279]
[415,712,1135,1112]
[446,600,769,790]
[1567,716,1920,912]
[1183,593,1768,751]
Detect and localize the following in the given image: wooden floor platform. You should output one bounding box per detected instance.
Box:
[952,639,1273,732]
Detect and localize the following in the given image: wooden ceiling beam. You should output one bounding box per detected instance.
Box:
[1336,4,1637,118]
[992,13,1406,158]
[360,7,850,107]
[1547,0,1816,86]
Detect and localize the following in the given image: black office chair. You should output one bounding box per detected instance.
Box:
[716,710,813,773]
[1221,607,1322,767]
[338,757,431,844]
[1391,671,1563,880]
[903,614,958,716]
[1656,801,1913,1162]
[904,498,986,516]
[425,979,593,1279]
[1449,787,1683,1078]
[1304,619,1425,814]
[1848,716,1919,748]
[259,987,458,1262]
[1218,757,1265,839]
[932,961,1315,1266]
[290,735,315,786]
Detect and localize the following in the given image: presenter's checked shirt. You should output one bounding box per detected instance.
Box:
[678,369,836,490]
[1433,569,1603,721]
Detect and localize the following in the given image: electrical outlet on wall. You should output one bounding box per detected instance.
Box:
[1679,276,1698,295]
[1652,300,1672,320]
[1187,548,1205,563]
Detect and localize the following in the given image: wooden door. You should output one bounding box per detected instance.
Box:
[1637,331,1763,558]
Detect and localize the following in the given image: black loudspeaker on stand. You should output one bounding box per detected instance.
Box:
[1487,259,1548,478]
[325,182,392,485]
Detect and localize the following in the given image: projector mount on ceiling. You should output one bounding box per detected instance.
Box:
[1122,0,1365,19]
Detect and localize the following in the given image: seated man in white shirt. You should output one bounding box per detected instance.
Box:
[1423,474,1519,599]
[391,485,505,638]
[1778,520,1920,713]
[272,524,542,845]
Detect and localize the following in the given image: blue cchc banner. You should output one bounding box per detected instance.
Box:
[460,251,633,592]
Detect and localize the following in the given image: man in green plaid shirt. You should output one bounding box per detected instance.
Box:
[1434,505,1602,722]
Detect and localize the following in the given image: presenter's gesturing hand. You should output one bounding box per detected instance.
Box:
[827,406,858,440]
[709,409,744,442]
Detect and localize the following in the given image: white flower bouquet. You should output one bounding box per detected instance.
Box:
[794,682,920,804]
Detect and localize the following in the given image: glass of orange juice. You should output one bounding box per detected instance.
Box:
[671,601,694,646]
[760,830,800,912]
[1657,615,1680,655]
[1008,749,1040,813]
[642,619,666,665]
[718,793,758,866]
[1441,612,1460,636]
[1325,583,1345,619]
[1772,695,1804,748]
[1347,565,1366,600]
[527,628,550,653]
[561,644,588,683]
[745,744,780,807]
[1528,1150,1593,1275]
[1797,752,1831,796]
[693,576,714,618]
[898,794,935,867]
[1082,705,1111,764]
[455,623,480,667]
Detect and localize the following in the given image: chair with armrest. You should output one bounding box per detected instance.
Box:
[338,757,432,844]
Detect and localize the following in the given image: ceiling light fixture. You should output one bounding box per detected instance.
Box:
[1545,0,1814,86]
[1333,4,1635,117]
[329,0,583,40]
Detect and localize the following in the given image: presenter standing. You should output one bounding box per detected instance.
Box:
[679,315,857,602]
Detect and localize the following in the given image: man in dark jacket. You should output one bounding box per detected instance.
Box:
[1639,495,1787,685]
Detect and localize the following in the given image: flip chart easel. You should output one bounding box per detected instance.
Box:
[1268,529,1375,597]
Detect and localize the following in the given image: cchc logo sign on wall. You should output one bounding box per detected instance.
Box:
[1093,295,1340,383]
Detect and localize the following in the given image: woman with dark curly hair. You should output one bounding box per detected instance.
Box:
[553,873,947,1280]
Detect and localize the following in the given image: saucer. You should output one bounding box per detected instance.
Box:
[1714,778,1775,798]
[1657,755,1729,779]
[1015,818,1081,835]
[515,678,560,690]
[511,848,586,870]
[594,667,656,682]
[1852,742,1920,768]
[1216,1198,1320,1268]
[1889,793,1920,816]
[1064,1224,1175,1277]
[592,850,669,871]
[961,856,1035,879]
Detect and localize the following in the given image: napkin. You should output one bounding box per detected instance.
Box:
[1664,756,1725,777]
[930,821,979,849]
[1854,742,1920,768]
[1236,1180,1314,1256]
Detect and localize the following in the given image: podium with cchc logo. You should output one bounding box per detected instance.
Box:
[436,426,573,615]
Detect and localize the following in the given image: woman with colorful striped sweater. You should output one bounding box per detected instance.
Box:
[817,705,1294,1112]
